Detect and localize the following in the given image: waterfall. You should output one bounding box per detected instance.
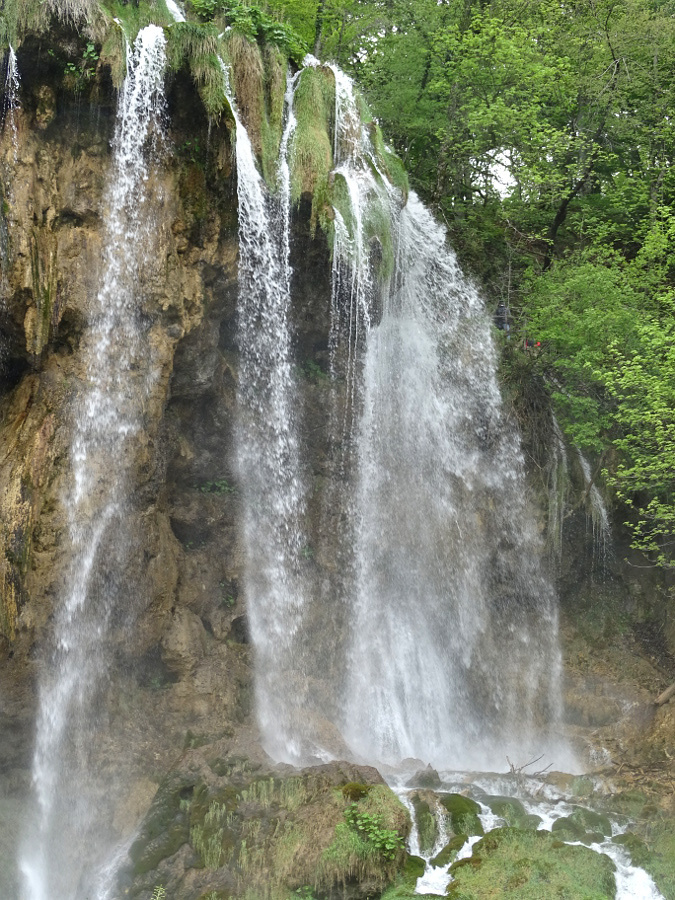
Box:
[20,25,167,899]
[222,61,310,763]
[577,448,612,578]
[324,69,568,772]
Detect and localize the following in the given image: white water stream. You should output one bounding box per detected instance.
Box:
[19,26,167,900]
[221,59,311,763]
[3,45,20,162]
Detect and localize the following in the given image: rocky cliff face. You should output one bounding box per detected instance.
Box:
[0,29,287,892]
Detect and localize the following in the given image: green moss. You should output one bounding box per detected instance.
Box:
[567,807,613,838]
[100,0,173,43]
[551,815,587,841]
[430,833,468,868]
[440,794,484,837]
[289,65,334,205]
[260,43,285,186]
[483,796,541,830]
[402,853,425,882]
[165,23,233,121]
[342,782,372,802]
[380,883,439,900]
[99,24,126,88]
[363,191,394,281]
[128,776,195,876]
[446,827,616,899]
[410,794,437,856]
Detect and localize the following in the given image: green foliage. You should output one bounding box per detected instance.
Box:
[166,22,232,121]
[188,0,308,64]
[151,888,166,900]
[61,40,99,90]
[197,477,236,494]
[343,802,404,861]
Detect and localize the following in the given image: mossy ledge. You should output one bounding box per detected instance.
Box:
[117,753,411,900]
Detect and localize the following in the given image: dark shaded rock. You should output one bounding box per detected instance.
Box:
[228,615,249,644]
[406,764,441,789]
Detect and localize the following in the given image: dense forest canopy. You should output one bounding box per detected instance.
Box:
[2,0,674,568]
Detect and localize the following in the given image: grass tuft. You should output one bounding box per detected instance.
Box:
[225,31,265,156]
[289,65,334,206]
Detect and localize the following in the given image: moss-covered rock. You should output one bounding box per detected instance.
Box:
[439,794,484,837]
[120,756,411,900]
[446,826,616,899]
[483,796,541,830]
[430,833,467,868]
[410,792,438,855]
[406,766,442,790]
[612,816,675,900]
[402,853,425,882]
[567,806,613,838]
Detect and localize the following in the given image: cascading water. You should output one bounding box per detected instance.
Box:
[20,26,167,900]
[577,448,612,577]
[1,46,20,354]
[164,0,186,22]
[323,69,569,771]
[222,61,311,762]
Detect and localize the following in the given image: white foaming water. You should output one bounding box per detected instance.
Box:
[165,0,185,22]
[577,447,612,576]
[222,60,310,762]
[20,26,167,900]
[324,68,568,772]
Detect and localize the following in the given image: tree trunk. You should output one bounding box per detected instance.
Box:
[313,0,326,57]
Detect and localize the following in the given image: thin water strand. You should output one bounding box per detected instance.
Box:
[3,46,20,163]
[20,26,167,900]
[577,448,612,577]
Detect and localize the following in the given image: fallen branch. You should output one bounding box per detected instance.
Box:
[507,754,553,778]
[655,683,675,707]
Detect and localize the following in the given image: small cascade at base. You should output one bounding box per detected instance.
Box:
[397,775,664,900]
